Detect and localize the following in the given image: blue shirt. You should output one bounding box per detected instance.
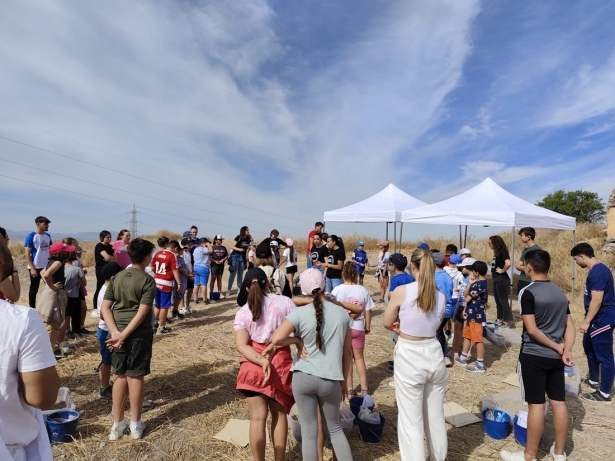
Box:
[390,273,415,292]
[435,269,454,318]
[465,280,488,322]
[352,250,368,275]
[585,262,615,313]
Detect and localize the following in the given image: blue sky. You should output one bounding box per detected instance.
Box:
[0,0,614,241]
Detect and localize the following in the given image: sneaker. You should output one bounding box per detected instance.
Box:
[53,350,63,360]
[444,357,453,367]
[80,327,93,334]
[66,330,76,340]
[153,322,159,330]
[156,326,172,335]
[166,317,173,325]
[225,290,231,298]
[175,311,185,320]
[500,450,535,461]
[205,298,210,304]
[99,386,113,400]
[455,355,468,365]
[550,444,567,461]
[219,293,225,299]
[109,421,128,441]
[170,310,178,319]
[580,390,612,404]
[466,363,486,373]
[130,420,146,440]
[581,378,600,390]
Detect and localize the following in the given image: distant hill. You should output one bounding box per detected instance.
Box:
[5,230,114,243]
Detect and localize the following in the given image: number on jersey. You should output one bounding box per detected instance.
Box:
[154,262,167,275]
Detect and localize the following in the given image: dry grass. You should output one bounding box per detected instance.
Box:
[8,223,615,460]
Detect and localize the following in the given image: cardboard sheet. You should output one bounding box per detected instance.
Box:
[214,419,251,447]
[503,373,520,388]
[443,402,481,428]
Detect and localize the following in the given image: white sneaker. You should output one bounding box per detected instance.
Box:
[130,420,146,440]
[219,293,225,299]
[550,444,567,461]
[500,450,534,461]
[109,421,128,441]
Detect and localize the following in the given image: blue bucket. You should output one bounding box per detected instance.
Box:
[357,414,386,443]
[513,415,527,446]
[349,396,374,425]
[45,410,80,443]
[210,292,220,301]
[482,409,511,440]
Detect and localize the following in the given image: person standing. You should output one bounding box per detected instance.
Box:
[370,241,390,303]
[111,230,132,269]
[308,233,326,274]
[500,250,575,461]
[351,241,368,286]
[489,235,513,328]
[226,226,253,297]
[193,238,213,305]
[515,228,540,292]
[323,235,345,294]
[93,231,117,311]
[210,235,229,298]
[279,238,298,295]
[383,248,448,461]
[306,222,324,269]
[433,252,454,365]
[571,243,615,403]
[24,216,52,308]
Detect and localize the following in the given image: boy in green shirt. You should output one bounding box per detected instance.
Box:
[515,227,541,292]
[101,238,156,441]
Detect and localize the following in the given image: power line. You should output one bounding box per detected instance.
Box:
[0,130,349,232]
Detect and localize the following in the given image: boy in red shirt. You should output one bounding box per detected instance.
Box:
[151,237,180,335]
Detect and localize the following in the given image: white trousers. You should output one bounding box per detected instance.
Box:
[394,337,448,461]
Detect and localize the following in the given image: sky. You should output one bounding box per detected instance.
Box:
[1,0,614,241]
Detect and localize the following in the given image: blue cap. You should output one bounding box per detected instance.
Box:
[357,241,364,246]
[418,242,430,250]
[449,254,462,265]
[182,231,192,237]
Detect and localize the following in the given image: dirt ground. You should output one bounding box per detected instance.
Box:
[13,254,615,461]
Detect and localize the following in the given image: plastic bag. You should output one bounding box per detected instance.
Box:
[361,394,375,409]
[339,402,354,437]
[340,402,354,420]
[358,407,381,424]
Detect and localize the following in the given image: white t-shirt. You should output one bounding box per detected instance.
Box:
[0,300,57,448]
[377,251,390,269]
[24,232,52,270]
[331,283,375,331]
[97,285,111,331]
[283,248,298,268]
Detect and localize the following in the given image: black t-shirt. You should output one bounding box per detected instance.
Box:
[95,243,115,269]
[310,245,326,264]
[326,247,346,279]
[46,260,65,285]
[211,245,228,266]
[233,235,253,262]
[261,237,287,248]
[491,249,510,278]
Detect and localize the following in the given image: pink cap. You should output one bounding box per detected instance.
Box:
[378,240,389,247]
[49,242,76,255]
[300,268,325,295]
[286,238,294,246]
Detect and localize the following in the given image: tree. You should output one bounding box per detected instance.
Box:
[536,189,606,223]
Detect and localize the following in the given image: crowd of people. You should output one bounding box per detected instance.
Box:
[0,217,614,461]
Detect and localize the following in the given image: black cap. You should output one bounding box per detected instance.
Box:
[180,238,192,247]
[468,260,488,276]
[388,253,408,269]
[198,237,210,244]
[237,268,268,306]
[101,262,123,280]
[255,241,272,259]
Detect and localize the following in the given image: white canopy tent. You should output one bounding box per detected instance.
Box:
[401,178,577,303]
[323,183,427,252]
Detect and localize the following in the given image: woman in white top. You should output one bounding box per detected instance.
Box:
[370,240,390,303]
[331,261,374,396]
[278,238,298,295]
[383,248,448,461]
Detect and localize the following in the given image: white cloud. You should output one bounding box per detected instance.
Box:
[581,119,615,138]
[574,140,592,149]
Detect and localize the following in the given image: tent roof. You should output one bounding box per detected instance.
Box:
[323,184,427,223]
[400,178,576,230]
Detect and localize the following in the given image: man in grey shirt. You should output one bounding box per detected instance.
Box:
[500,250,575,461]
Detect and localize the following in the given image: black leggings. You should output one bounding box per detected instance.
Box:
[93,267,105,311]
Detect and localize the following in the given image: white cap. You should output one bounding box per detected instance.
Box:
[459,248,472,255]
[458,257,476,267]
[270,241,279,247]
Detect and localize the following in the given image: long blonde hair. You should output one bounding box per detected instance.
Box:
[410,248,437,312]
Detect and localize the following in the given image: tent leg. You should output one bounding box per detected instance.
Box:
[572,230,576,302]
[464,225,468,248]
[394,222,397,253]
[459,225,462,249]
[386,223,389,241]
[510,226,515,311]
[399,223,403,252]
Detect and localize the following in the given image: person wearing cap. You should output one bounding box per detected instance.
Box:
[272,268,354,461]
[388,253,414,297]
[233,268,298,461]
[418,242,430,250]
[209,235,229,299]
[96,262,124,400]
[383,247,448,461]
[70,244,91,334]
[352,242,368,286]
[251,241,289,298]
[178,238,195,312]
[279,239,298,295]
[226,226,253,298]
[444,255,465,344]
[169,240,191,320]
[459,248,472,259]
[369,240,390,303]
[450,257,476,361]
[270,240,281,268]
[193,238,213,306]
[37,242,75,356]
[24,216,52,308]
[456,260,489,372]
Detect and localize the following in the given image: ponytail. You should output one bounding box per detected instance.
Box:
[289,245,296,264]
[342,261,358,284]
[411,248,437,313]
[247,281,266,321]
[312,289,324,350]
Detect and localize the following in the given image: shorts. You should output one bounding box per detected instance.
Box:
[286,265,298,275]
[351,329,366,349]
[176,280,187,298]
[97,328,112,365]
[211,263,225,276]
[462,322,484,343]
[194,265,210,286]
[155,289,174,309]
[187,278,194,289]
[65,297,81,317]
[112,332,153,377]
[518,352,565,404]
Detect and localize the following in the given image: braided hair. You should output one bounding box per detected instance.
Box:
[311,288,325,350]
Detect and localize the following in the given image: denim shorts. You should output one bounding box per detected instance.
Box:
[194,265,210,286]
[97,328,113,365]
